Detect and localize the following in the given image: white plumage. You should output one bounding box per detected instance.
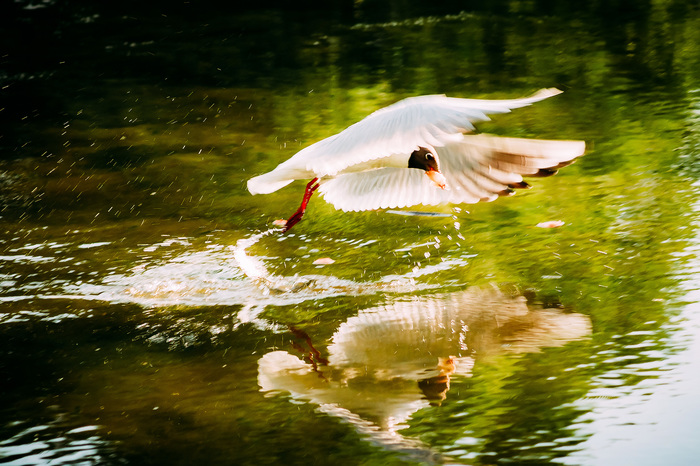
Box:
[247,88,585,226]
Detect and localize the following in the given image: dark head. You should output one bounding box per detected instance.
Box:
[408,146,448,189]
[408,147,439,171]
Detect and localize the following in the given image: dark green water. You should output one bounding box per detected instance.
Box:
[2,1,700,464]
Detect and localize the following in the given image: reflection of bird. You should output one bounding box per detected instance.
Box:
[248,89,585,231]
[325,287,591,377]
[258,287,591,461]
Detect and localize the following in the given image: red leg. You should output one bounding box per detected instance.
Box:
[289,325,330,376]
[283,178,319,232]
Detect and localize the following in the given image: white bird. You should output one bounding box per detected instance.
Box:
[247,88,585,231]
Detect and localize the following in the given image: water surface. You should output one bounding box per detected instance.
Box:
[2,1,700,464]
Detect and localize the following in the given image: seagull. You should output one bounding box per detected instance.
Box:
[247,88,585,231]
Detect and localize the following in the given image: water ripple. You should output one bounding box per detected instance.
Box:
[3,230,457,312]
[0,420,113,466]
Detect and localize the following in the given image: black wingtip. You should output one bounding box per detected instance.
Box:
[508,181,532,189]
[497,188,516,197]
[532,168,559,178]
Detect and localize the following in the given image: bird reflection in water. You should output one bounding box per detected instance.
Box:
[258,286,591,462]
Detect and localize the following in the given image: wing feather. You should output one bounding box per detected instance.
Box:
[318,133,584,212]
[438,135,585,202]
[320,169,449,212]
[292,88,563,177]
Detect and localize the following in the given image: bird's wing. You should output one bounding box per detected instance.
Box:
[438,134,585,202]
[293,88,563,177]
[320,168,449,212]
[319,134,585,212]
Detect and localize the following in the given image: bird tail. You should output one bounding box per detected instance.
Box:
[247,171,295,195]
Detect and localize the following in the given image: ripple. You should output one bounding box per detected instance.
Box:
[0,421,113,466]
[0,254,54,264]
[6,230,456,313]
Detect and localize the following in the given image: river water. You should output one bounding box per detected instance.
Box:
[1,1,700,464]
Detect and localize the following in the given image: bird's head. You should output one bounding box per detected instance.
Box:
[408,146,448,189]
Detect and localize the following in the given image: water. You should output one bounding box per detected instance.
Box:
[2,1,700,464]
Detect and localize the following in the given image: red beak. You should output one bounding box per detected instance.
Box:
[426,169,448,190]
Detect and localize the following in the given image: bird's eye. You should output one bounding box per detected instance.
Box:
[426,153,435,161]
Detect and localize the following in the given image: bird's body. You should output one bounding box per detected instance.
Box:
[247,88,585,230]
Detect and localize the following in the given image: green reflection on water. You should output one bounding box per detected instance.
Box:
[1,1,700,465]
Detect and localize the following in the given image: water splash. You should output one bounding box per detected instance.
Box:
[2,228,458,311]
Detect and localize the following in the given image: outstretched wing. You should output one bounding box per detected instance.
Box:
[438,135,585,203]
[319,135,585,212]
[320,168,448,211]
[294,88,563,178]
